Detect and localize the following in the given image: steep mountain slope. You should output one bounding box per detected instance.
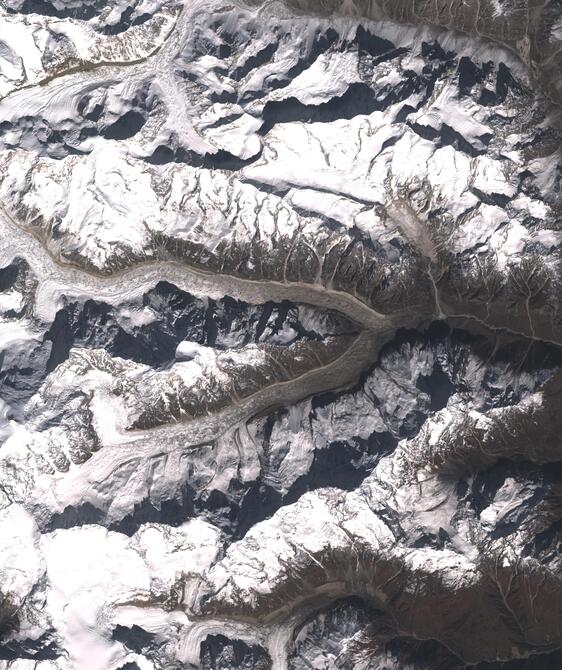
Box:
[0,1,560,669]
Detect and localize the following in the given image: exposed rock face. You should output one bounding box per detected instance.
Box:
[0,0,560,669]
[200,635,272,669]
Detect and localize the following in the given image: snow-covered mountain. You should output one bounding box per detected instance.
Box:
[0,0,560,668]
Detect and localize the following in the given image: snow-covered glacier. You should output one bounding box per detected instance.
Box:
[0,0,561,668]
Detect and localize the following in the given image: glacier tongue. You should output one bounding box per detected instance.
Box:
[0,0,561,668]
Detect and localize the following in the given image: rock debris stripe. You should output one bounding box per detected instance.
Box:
[0,1,561,669]
[0,205,396,331]
[0,201,558,350]
[0,18,559,343]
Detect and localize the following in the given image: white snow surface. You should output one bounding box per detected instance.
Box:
[0,0,560,668]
